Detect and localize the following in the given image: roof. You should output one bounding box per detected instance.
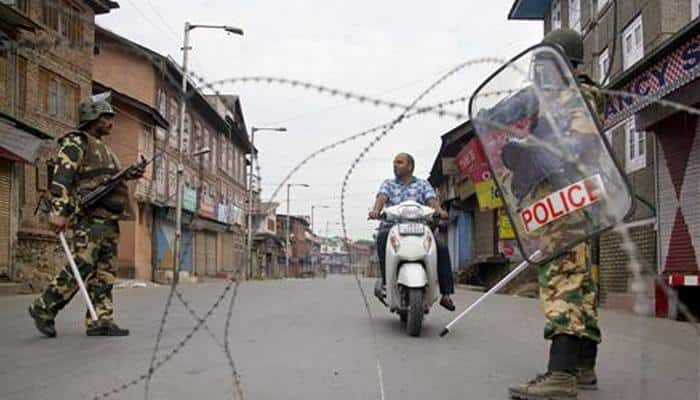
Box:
[94,25,253,153]
[428,120,474,186]
[507,0,550,20]
[0,111,52,139]
[204,94,252,152]
[84,0,119,15]
[276,214,310,227]
[93,81,169,130]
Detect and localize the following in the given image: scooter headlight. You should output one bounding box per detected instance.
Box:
[399,205,421,220]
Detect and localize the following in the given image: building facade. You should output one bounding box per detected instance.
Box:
[509,0,700,317]
[0,1,118,292]
[94,25,250,282]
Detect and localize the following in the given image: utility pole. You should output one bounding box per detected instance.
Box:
[246,127,285,279]
[285,183,309,277]
[173,22,243,284]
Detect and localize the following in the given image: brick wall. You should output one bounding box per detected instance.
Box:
[10,2,100,291]
[599,223,657,305]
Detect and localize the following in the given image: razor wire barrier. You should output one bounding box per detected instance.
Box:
[3,3,698,399]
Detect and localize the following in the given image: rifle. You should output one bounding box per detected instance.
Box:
[80,151,164,210]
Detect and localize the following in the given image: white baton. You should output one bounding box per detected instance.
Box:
[440,250,542,337]
[59,231,98,321]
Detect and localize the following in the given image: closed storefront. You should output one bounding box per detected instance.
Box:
[195,231,218,277]
[0,159,11,276]
[220,232,235,272]
[154,208,194,274]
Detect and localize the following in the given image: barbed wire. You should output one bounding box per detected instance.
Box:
[93,279,235,399]
[333,57,508,400]
[7,4,699,397]
[188,73,467,120]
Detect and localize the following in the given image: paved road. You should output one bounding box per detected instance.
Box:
[0,275,697,400]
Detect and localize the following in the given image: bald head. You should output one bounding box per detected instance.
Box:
[393,153,415,180]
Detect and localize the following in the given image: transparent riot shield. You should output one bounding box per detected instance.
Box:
[468,44,633,265]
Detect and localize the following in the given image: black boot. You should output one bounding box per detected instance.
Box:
[86,320,130,336]
[576,338,598,390]
[28,305,57,338]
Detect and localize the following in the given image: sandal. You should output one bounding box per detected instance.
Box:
[440,296,455,311]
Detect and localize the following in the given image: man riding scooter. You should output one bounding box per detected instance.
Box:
[368,153,455,311]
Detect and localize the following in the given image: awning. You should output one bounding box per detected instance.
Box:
[507,0,551,20]
[190,216,229,233]
[0,113,51,163]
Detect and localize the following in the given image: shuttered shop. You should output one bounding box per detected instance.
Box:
[0,160,11,273]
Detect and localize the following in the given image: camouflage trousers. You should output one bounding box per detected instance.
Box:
[32,216,119,328]
[538,242,601,343]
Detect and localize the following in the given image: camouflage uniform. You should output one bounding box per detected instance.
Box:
[509,29,605,400]
[535,76,604,345]
[29,93,132,336]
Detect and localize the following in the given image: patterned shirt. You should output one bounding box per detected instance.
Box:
[377,177,437,207]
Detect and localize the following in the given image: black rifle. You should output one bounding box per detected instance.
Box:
[80,151,163,209]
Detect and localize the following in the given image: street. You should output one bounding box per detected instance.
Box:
[0,276,697,400]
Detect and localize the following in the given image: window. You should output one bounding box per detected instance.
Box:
[228,144,234,176]
[193,121,202,164]
[168,160,177,200]
[622,15,644,70]
[625,118,646,173]
[141,128,153,157]
[168,98,179,149]
[42,1,82,46]
[232,147,238,178]
[211,133,218,173]
[202,129,210,169]
[155,157,166,196]
[569,0,581,33]
[598,48,610,85]
[16,0,29,14]
[693,0,700,19]
[39,68,79,122]
[550,0,561,30]
[239,153,245,182]
[183,113,192,156]
[156,89,167,116]
[16,56,27,117]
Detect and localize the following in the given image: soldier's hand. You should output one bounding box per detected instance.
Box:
[368,210,381,220]
[49,215,67,233]
[436,209,449,220]
[125,164,146,180]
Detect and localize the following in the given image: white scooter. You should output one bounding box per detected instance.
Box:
[375,201,439,336]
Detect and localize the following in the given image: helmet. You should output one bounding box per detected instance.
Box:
[541,28,584,65]
[78,92,115,128]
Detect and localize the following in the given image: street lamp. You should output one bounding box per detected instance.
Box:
[247,126,286,279]
[286,183,310,277]
[310,204,329,234]
[310,205,329,277]
[173,22,243,284]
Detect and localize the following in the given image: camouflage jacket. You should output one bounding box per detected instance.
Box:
[517,73,605,255]
[49,131,130,221]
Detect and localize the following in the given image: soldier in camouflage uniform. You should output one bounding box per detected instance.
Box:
[28,93,144,337]
[505,29,605,400]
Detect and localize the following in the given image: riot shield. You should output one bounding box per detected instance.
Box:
[468,44,633,265]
